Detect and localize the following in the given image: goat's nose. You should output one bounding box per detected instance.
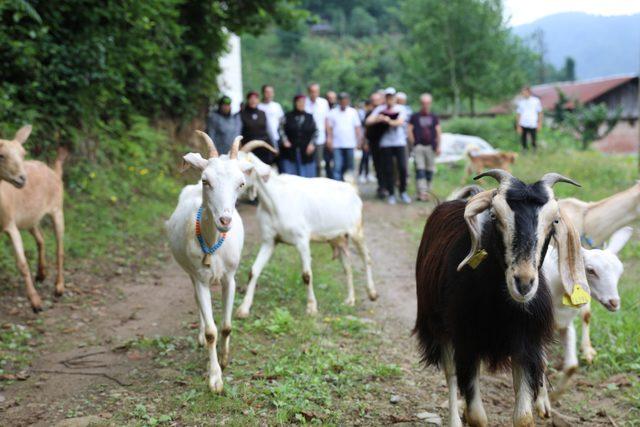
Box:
[514,275,534,296]
[219,216,232,227]
[608,298,620,310]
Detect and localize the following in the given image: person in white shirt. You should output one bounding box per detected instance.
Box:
[305,83,332,177]
[366,87,411,205]
[327,92,362,181]
[516,86,543,151]
[258,84,285,151]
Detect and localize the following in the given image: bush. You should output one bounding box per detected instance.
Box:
[442,115,517,149]
[442,115,580,152]
[0,1,302,155]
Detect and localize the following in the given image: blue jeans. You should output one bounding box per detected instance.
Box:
[332,148,354,181]
[280,150,316,178]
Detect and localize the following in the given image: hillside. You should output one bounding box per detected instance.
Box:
[514,12,640,79]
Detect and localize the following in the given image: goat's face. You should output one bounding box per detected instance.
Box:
[183,132,253,232]
[0,125,31,188]
[459,170,589,305]
[199,157,247,232]
[583,226,632,311]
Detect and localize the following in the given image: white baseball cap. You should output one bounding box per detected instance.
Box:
[383,87,397,96]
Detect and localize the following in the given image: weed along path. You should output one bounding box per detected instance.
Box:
[0,199,636,426]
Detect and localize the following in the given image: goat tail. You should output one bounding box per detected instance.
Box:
[54,146,69,177]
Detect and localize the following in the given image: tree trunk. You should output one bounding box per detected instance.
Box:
[444,17,460,117]
[470,94,476,116]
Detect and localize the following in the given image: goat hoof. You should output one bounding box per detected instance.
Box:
[53,288,64,298]
[582,347,596,364]
[235,307,250,319]
[535,397,551,419]
[209,377,224,394]
[367,290,379,301]
[306,303,318,316]
[343,297,355,306]
[29,295,43,313]
[36,271,46,282]
[514,413,534,427]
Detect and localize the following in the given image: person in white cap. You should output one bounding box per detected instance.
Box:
[366,87,411,205]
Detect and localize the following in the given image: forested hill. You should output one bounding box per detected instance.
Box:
[242,0,536,114]
[514,12,640,79]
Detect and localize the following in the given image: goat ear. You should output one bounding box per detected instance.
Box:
[14,125,32,145]
[248,153,272,182]
[606,226,633,255]
[553,209,590,298]
[457,190,494,271]
[182,152,209,171]
[238,159,254,176]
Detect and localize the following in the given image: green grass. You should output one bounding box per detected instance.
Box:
[0,118,185,378]
[99,243,402,426]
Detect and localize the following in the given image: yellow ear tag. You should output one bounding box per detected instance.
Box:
[468,249,488,269]
[562,284,591,308]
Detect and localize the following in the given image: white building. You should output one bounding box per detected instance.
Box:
[217,33,243,113]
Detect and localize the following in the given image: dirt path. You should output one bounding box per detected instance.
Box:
[0,197,624,426]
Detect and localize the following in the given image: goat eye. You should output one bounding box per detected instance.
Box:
[489,212,496,220]
[554,219,560,224]
[202,179,210,187]
[587,268,597,276]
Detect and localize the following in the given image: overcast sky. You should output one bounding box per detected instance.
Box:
[504,0,640,26]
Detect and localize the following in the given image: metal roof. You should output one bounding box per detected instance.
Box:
[531,74,638,110]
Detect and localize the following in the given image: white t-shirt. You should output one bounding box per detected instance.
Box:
[516,96,542,128]
[371,104,408,148]
[304,97,330,145]
[328,106,361,149]
[258,101,284,146]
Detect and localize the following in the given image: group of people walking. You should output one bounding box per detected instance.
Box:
[205,83,442,204]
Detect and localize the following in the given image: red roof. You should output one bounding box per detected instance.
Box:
[488,74,638,114]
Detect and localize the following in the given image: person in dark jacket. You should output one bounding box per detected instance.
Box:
[279,94,318,177]
[240,91,276,165]
[205,95,241,154]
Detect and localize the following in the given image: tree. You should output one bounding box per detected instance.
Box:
[400,0,528,115]
[561,57,576,81]
[566,102,620,150]
[0,0,304,152]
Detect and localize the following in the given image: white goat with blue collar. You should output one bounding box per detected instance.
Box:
[166,131,255,393]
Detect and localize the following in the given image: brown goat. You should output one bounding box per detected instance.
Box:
[0,125,67,312]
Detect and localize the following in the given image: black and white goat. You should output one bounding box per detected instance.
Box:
[415,170,589,427]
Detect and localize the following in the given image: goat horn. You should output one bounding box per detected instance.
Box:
[229,136,243,159]
[195,130,219,159]
[240,139,278,155]
[474,169,514,186]
[540,173,581,188]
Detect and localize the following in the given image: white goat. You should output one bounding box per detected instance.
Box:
[536,226,631,413]
[559,186,638,363]
[235,142,378,317]
[166,132,256,393]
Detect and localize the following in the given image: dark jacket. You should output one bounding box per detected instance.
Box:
[240,107,275,165]
[280,111,317,163]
